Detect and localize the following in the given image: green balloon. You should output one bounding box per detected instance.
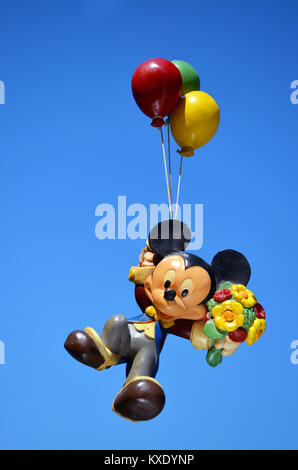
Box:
[171,60,200,95]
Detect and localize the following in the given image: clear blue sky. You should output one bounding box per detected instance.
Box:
[0,0,297,450]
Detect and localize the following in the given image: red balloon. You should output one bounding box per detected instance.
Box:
[132,58,182,127]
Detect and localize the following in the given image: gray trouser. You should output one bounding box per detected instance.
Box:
[101,314,157,383]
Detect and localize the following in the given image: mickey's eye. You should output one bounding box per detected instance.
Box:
[163,270,175,288]
[179,279,193,298]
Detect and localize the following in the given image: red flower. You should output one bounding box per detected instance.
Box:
[213,288,232,302]
[229,328,247,343]
[254,303,265,319]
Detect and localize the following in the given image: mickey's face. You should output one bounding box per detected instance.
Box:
[144,254,211,321]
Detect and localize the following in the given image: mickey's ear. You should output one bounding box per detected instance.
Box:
[148,219,191,259]
[211,249,251,287]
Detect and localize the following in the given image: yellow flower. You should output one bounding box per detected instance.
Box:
[246,318,266,345]
[212,300,244,332]
[231,284,257,308]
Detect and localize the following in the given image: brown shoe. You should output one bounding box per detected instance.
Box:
[112,376,165,422]
[64,328,121,370]
[64,330,105,369]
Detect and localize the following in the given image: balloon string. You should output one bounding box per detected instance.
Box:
[167,123,173,219]
[175,155,183,219]
[160,127,173,219]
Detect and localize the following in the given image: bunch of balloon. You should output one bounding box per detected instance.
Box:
[131,58,220,219]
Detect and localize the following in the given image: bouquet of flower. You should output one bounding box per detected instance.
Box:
[203,283,266,367]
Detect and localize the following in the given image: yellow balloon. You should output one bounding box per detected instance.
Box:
[170,91,220,157]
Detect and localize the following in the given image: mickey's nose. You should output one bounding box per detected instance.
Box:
[164,288,176,302]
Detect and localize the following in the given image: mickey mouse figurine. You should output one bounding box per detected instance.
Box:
[64,219,265,422]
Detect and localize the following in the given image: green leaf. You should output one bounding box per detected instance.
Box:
[218,282,233,290]
[206,347,223,367]
[203,320,227,339]
[207,298,217,312]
